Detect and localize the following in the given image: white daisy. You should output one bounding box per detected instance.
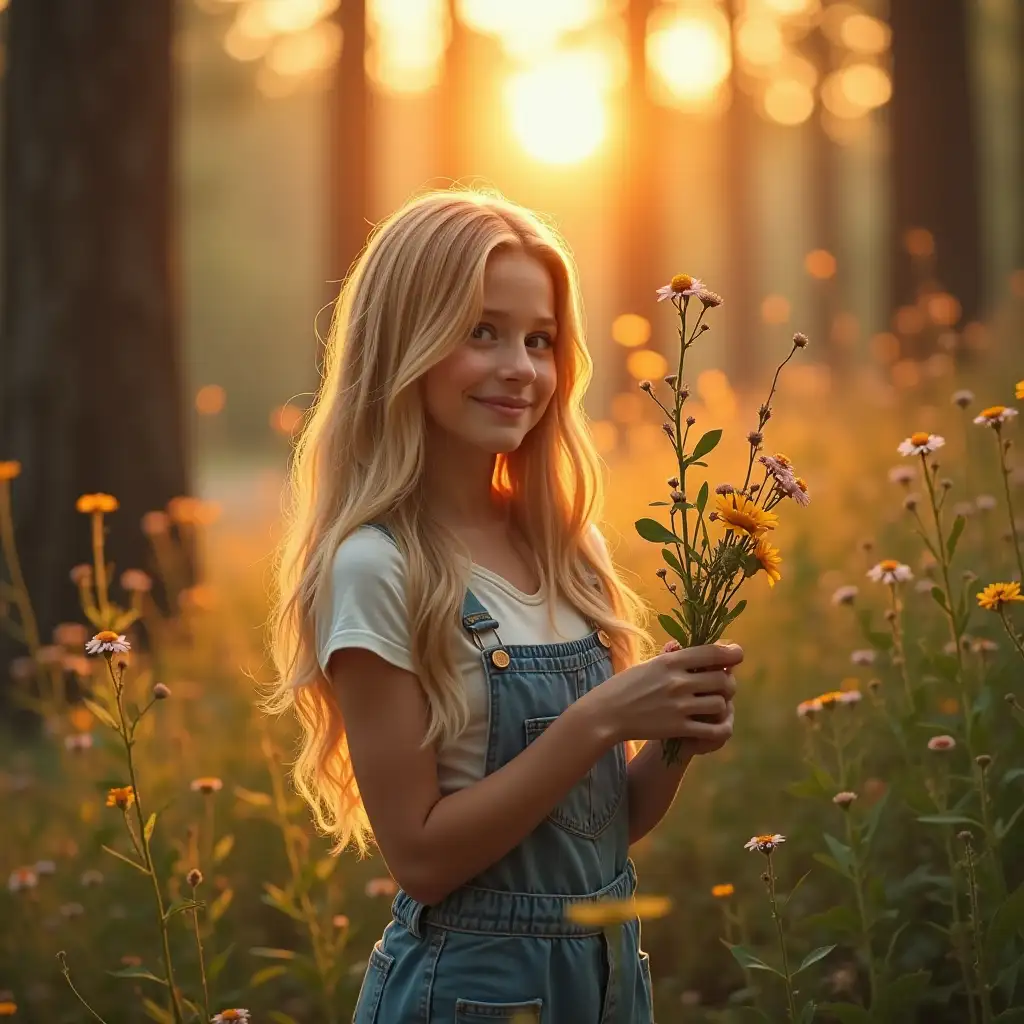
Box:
[867,560,913,585]
[84,631,131,656]
[211,1011,251,1023]
[744,834,786,854]
[973,405,1018,427]
[656,274,705,302]
[897,432,946,457]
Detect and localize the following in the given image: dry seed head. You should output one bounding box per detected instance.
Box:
[186,868,203,888]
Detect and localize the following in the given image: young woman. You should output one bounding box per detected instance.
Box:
[264,188,741,1023]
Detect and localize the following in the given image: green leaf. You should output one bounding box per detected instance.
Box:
[210,887,234,923]
[916,814,984,828]
[946,515,966,559]
[996,803,1024,840]
[781,869,813,915]
[213,833,235,865]
[802,905,861,937]
[799,1000,817,1024]
[722,942,784,978]
[141,998,175,1024]
[812,853,846,878]
[250,947,298,960]
[985,882,1024,961]
[250,964,289,987]
[82,697,119,732]
[822,834,855,879]
[107,967,168,986]
[648,501,671,507]
[657,613,688,648]
[206,943,235,984]
[724,600,748,625]
[101,844,149,875]
[634,517,681,546]
[690,428,723,462]
[696,481,710,514]
[661,548,684,576]
[144,812,157,843]
[233,786,273,807]
[795,944,835,975]
[874,970,931,1022]
[861,788,891,847]
[163,898,204,921]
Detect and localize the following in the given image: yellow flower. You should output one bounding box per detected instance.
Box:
[0,1000,17,1015]
[754,537,783,587]
[711,883,734,899]
[744,833,786,853]
[0,461,21,482]
[565,895,672,926]
[76,493,119,514]
[973,405,1018,427]
[190,777,224,795]
[1016,380,1024,400]
[715,494,778,537]
[977,581,1024,611]
[671,274,695,293]
[105,786,135,810]
[773,452,792,467]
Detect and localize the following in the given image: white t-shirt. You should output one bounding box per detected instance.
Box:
[315,524,607,796]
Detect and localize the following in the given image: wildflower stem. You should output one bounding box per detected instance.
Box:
[105,658,184,1024]
[997,608,1024,662]
[765,854,797,1023]
[961,836,993,1023]
[741,344,799,493]
[944,834,979,1024]
[57,951,113,1024]
[843,812,877,1006]
[0,479,41,655]
[190,895,212,1024]
[888,585,914,711]
[91,511,111,626]
[995,429,1024,583]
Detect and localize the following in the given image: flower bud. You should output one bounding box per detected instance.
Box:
[747,431,763,446]
[153,683,171,700]
[792,332,809,348]
[686,415,696,426]
[975,754,992,770]
[186,868,203,888]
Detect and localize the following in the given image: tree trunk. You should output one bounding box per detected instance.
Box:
[616,0,658,454]
[0,1,187,687]
[326,0,370,310]
[724,0,760,388]
[889,0,981,348]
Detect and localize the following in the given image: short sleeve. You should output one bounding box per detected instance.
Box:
[314,527,416,675]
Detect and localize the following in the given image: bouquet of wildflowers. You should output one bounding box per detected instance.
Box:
[636,274,811,765]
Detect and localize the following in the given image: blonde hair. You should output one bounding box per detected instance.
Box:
[262,186,656,858]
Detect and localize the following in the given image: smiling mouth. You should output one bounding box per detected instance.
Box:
[472,397,530,416]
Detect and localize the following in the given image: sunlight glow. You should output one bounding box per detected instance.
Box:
[735,14,784,69]
[366,0,449,94]
[458,0,611,57]
[506,49,610,164]
[646,6,731,111]
[763,79,814,125]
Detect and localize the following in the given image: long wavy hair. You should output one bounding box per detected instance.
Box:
[262,186,657,857]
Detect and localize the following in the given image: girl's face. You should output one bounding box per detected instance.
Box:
[423,248,559,458]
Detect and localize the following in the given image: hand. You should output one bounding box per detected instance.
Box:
[584,637,742,746]
[660,640,736,756]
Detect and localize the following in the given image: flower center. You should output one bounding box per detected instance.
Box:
[879,559,899,572]
[670,274,693,292]
[910,431,930,446]
[981,405,1005,419]
[95,630,119,642]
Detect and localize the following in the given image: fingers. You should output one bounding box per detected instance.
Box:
[673,642,744,671]
[680,716,734,743]
[680,669,737,700]
[685,694,728,718]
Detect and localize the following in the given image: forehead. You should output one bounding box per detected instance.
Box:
[481,249,555,314]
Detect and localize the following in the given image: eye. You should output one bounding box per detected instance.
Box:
[527,332,554,350]
[471,323,498,341]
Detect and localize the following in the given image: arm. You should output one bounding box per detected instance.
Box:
[329,647,615,907]
[626,739,696,846]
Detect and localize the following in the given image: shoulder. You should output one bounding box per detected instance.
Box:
[329,525,405,580]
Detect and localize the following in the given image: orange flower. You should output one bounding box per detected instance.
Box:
[76,493,119,514]
[711,883,734,898]
[715,493,778,538]
[977,581,1024,611]
[0,461,21,482]
[105,786,135,810]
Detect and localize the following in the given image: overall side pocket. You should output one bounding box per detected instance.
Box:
[352,940,394,1024]
[455,997,543,1021]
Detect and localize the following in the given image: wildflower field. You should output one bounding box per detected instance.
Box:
[1,307,1023,1023]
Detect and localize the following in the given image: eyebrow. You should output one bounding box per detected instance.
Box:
[481,308,558,330]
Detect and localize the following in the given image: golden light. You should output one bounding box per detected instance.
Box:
[612,314,652,348]
[890,359,920,390]
[904,228,935,258]
[830,311,859,348]
[506,51,609,164]
[821,110,869,146]
[646,6,731,111]
[805,249,837,280]
[267,21,343,76]
[925,292,961,327]
[457,0,608,58]
[589,420,619,454]
[762,0,820,15]
[697,369,737,420]
[626,349,669,381]
[839,63,891,110]
[610,393,645,425]
[261,0,340,34]
[821,2,861,44]
[225,21,273,61]
[195,385,226,416]
[892,305,925,336]
[1010,269,1024,298]
[735,15,784,69]
[763,79,814,125]
[257,64,302,97]
[761,294,791,324]
[870,332,900,363]
[270,403,305,436]
[367,0,449,94]
[840,14,890,55]
[234,1,275,40]
[821,70,865,119]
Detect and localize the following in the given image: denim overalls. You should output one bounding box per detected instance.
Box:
[352,522,654,1024]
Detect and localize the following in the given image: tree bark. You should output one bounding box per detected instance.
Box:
[0,1,187,685]
[889,0,981,346]
[326,0,370,311]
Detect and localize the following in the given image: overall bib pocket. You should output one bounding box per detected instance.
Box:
[455,997,543,1021]
[523,716,626,839]
[352,941,394,1024]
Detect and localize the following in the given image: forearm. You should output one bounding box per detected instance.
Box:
[410,698,615,905]
[626,739,695,845]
